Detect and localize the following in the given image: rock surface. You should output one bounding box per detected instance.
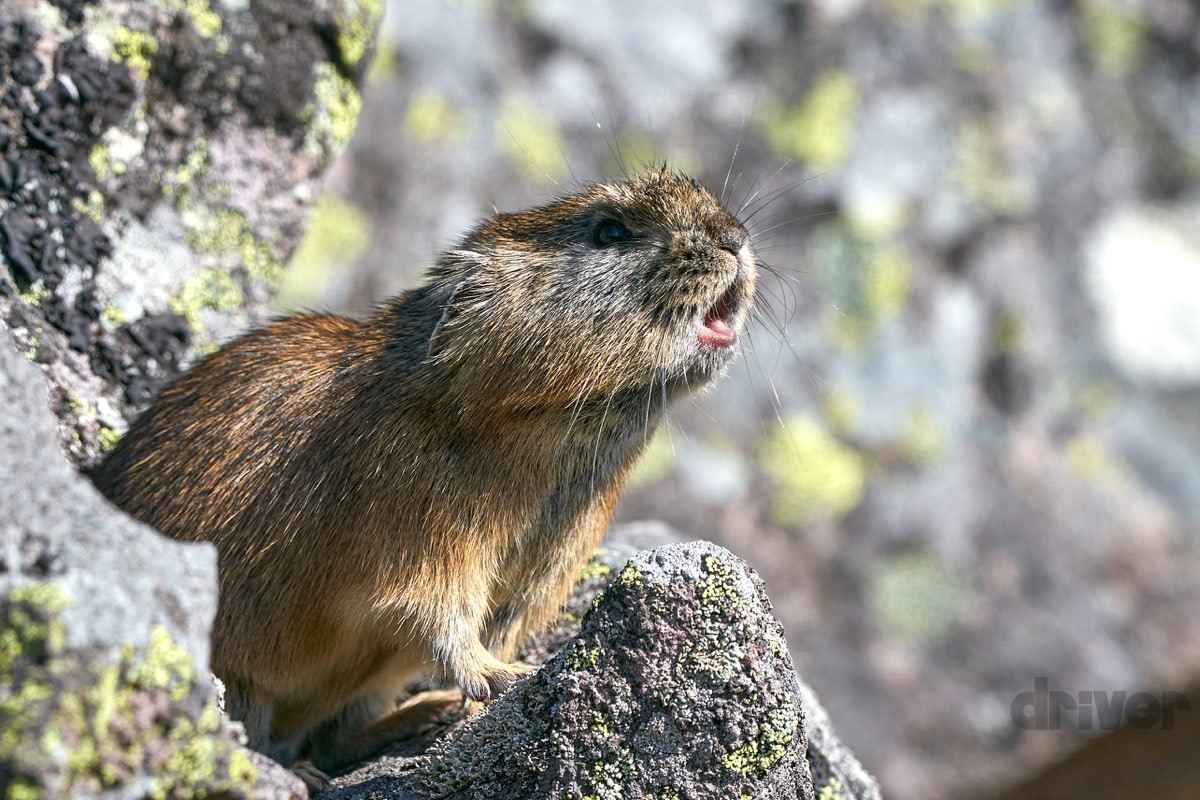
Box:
[0,0,380,465]
[0,326,305,799]
[322,529,880,800]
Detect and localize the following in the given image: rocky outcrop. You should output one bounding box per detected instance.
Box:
[0,326,305,799]
[0,0,381,465]
[324,529,880,800]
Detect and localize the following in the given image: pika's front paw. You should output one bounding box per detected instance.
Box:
[461,660,534,702]
[291,759,331,791]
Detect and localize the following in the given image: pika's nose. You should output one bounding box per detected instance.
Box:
[715,230,748,258]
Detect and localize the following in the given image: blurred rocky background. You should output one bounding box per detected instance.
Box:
[289,0,1200,798]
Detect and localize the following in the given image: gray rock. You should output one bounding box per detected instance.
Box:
[0,0,381,465]
[323,532,880,800]
[0,327,304,799]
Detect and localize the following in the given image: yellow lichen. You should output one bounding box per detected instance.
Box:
[1064,433,1129,485]
[820,388,861,435]
[991,312,1024,356]
[817,777,850,800]
[367,38,397,85]
[578,555,613,583]
[1081,0,1145,74]
[175,0,222,38]
[72,191,106,223]
[110,27,158,80]
[762,70,859,170]
[404,90,472,144]
[228,747,259,786]
[174,138,210,188]
[722,700,798,777]
[495,97,565,181]
[952,118,1034,216]
[562,643,601,672]
[171,268,243,330]
[811,224,911,349]
[628,429,675,486]
[181,200,282,285]
[759,416,866,526]
[305,64,363,159]
[863,248,912,322]
[89,144,111,182]
[867,552,963,645]
[901,405,943,466]
[98,426,123,453]
[337,0,383,66]
[698,555,741,610]
[279,193,372,309]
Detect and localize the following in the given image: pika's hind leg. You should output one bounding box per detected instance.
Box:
[306,689,467,773]
[224,680,329,789]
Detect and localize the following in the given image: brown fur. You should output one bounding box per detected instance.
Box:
[91,169,757,773]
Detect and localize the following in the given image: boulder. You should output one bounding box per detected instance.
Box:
[0,326,305,799]
[323,530,880,800]
[0,0,381,465]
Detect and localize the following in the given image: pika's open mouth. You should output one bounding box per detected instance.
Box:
[697,282,738,349]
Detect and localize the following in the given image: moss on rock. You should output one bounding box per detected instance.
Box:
[0,584,268,799]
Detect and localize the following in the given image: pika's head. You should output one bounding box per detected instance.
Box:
[428,169,756,412]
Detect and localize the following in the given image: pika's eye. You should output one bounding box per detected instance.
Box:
[592,219,629,247]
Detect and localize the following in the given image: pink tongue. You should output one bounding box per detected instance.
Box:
[699,316,736,347]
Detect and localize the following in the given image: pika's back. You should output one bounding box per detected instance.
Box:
[92,313,373,542]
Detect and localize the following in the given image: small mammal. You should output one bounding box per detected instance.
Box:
[92,169,756,778]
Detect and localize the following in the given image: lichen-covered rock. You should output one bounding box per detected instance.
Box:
[323,531,880,800]
[0,0,381,465]
[0,323,303,798]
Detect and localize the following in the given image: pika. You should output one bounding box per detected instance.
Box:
[91,169,757,779]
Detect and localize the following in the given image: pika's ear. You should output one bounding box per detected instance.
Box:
[426,278,468,360]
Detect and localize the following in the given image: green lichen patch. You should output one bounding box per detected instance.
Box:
[403,90,473,144]
[952,118,1034,216]
[563,642,602,672]
[180,199,282,287]
[1064,432,1130,486]
[809,224,913,349]
[759,416,867,526]
[0,584,70,674]
[110,27,158,80]
[817,776,851,800]
[579,552,614,584]
[495,97,565,182]
[900,405,944,466]
[157,0,223,39]
[721,699,798,778]
[304,64,363,162]
[279,193,372,310]
[0,585,261,798]
[171,267,243,331]
[867,552,965,645]
[628,429,675,486]
[762,70,859,169]
[698,555,742,613]
[819,390,861,442]
[1080,0,1145,74]
[336,0,384,68]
